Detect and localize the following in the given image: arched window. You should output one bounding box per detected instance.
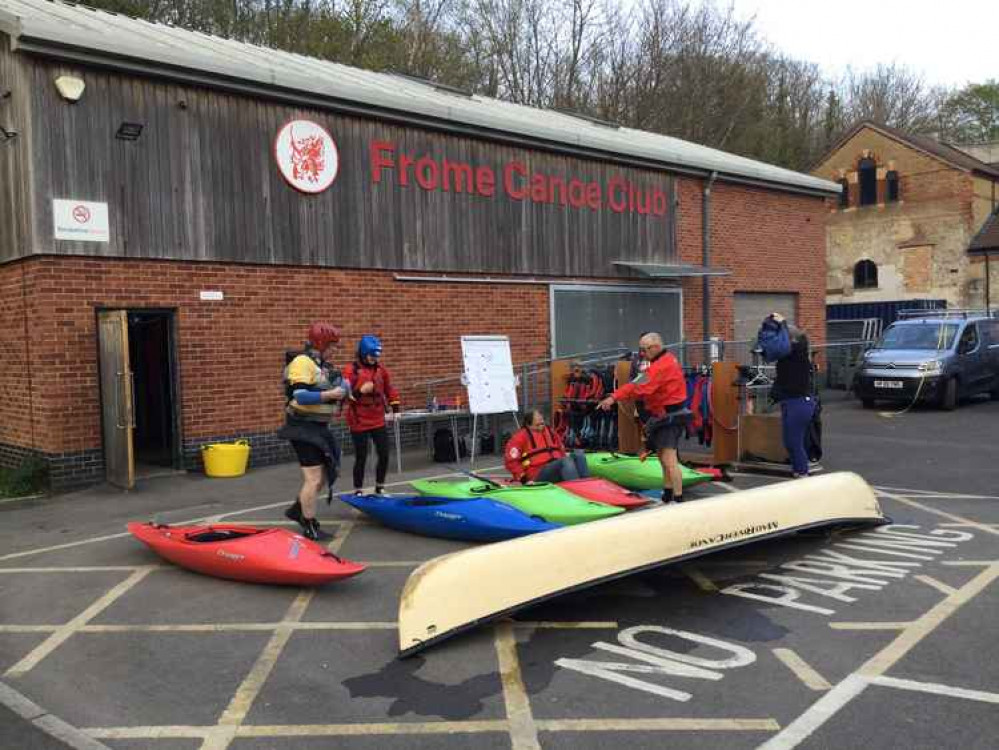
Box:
[886,170,900,202]
[858,157,877,206]
[838,178,849,208]
[854,259,878,289]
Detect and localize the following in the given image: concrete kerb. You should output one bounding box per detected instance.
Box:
[0,679,114,750]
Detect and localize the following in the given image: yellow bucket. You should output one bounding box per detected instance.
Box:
[201,440,251,478]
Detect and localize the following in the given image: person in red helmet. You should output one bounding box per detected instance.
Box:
[342,335,400,495]
[277,322,348,540]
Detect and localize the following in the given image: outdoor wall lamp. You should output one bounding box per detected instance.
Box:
[116,122,144,140]
[54,75,86,103]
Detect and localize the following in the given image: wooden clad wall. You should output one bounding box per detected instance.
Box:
[19,57,678,275]
[0,36,34,264]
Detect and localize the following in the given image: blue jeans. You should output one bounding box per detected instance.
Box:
[780,397,815,476]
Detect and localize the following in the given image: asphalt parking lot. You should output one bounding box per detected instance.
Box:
[1,393,997,750]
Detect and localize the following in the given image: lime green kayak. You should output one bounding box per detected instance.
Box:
[409,479,624,526]
[584,452,714,491]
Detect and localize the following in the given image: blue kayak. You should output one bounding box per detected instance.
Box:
[338,493,562,542]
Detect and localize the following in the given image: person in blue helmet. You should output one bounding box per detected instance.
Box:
[342,335,401,494]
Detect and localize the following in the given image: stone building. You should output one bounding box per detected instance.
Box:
[812,121,999,309]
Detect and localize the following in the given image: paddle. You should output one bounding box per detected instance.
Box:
[447,465,505,489]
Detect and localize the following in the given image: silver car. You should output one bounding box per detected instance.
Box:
[853,313,999,410]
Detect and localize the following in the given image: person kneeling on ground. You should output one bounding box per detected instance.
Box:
[343,335,400,495]
[504,410,590,484]
[598,332,689,503]
[277,322,348,540]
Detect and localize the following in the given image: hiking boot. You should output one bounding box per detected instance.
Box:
[284,500,305,525]
[303,517,332,541]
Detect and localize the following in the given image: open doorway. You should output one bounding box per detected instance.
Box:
[127,310,180,477]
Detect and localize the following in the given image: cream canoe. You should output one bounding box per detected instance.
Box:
[398,471,886,656]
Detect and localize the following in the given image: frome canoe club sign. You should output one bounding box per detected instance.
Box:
[274,119,341,194]
[273,121,668,217]
[370,141,669,216]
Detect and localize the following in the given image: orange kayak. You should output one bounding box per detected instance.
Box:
[128,522,365,585]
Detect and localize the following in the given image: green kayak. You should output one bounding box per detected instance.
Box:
[409,479,624,526]
[584,452,714,491]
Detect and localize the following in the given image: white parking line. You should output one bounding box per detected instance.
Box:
[870,676,999,704]
[762,562,999,749]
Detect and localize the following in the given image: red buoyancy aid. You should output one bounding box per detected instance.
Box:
[504,426,567,482]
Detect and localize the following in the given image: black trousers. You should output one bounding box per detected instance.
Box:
[352,427,390,489]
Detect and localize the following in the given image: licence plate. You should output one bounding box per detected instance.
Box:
[874,380,904,389]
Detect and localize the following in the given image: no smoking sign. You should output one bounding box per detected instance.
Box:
[53,199,109,242]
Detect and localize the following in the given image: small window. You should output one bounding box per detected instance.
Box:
[886,171,899,202]
[854,259,878,289]
[958,324,979,354]
[858,158,877,206]
[838,178,849,208]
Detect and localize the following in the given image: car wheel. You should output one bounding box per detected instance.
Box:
[861,398,875,409]
[939,378,958,411]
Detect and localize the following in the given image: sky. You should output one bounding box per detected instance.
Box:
[732,0,997,89]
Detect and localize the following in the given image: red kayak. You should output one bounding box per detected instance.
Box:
[128,522,365,585]
[557,478,651,509]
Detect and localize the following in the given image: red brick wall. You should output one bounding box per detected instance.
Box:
[0,261,35,450]
[676,178,827,346]
[2,178,828,470]
[6,257,551,455]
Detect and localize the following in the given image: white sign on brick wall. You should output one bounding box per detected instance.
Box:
[53,200,110,242]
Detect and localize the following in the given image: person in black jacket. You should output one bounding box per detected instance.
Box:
[768,313,816,478]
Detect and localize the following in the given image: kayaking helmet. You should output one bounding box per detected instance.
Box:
[307,322,341,351]
[358,335,383,360]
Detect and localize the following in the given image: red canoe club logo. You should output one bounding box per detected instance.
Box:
[72,205,92,224]
[274,120,340,194]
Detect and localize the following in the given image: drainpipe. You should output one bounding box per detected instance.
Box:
[702,171,718,339]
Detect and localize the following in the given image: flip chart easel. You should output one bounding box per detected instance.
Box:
[460,335,520,468]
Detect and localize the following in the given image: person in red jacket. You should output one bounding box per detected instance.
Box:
[342,335,400,494]
[504,409,590,483]
[598,332,689,503]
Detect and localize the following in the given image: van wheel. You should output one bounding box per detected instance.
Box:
[861,398,875,409]
[939,378,958,411]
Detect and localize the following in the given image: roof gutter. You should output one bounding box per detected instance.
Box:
[10,36,839,199]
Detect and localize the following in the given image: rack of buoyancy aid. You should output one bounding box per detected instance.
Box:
[553,364,618,450]
[683,365,714,447]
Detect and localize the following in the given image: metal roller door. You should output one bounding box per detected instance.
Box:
[734,293,798,342]
[551,285,682,358]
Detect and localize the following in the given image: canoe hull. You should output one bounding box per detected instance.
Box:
[339,493,560,542]
[409,479,624,525]
[128,522,365,585]
[585,451,714,490]
[398,472,887,656]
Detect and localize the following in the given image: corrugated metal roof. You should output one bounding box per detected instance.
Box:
[0,0,840,196]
